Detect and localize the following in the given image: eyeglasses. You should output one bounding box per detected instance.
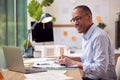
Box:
[70,15,86,23]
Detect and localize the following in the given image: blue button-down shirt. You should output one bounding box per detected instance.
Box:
[80,24,116,80]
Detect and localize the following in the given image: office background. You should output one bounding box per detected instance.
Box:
[27,0,120,49]
[0,0,120,68]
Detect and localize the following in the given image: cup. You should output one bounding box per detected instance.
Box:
[33,51,41,58]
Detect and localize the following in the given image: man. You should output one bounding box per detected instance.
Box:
[59,5,117,80]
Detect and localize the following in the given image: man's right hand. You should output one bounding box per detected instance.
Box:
[58,55,77,66]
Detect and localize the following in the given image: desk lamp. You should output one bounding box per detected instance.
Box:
[30,13,53,30]
[25,13,53,58]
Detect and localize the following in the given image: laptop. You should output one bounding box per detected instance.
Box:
[3,46,47,74]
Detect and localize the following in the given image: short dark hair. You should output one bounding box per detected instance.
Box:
[74,5,92,15]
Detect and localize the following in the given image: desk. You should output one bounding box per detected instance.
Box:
[3,68,83,80]
[2,58,83,80]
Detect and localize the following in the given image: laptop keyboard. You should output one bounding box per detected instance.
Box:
[25,67,47,74]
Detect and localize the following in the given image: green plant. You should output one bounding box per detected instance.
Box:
[27,0,55,22]
[23,39,34,58]
[117,12,120,21]
[97,22,106,29]
[23,39,32,49]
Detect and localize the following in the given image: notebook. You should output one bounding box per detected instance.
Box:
[3,46,47,74]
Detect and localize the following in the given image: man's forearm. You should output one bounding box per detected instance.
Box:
[72,60,83,69]
[70,57,81,62]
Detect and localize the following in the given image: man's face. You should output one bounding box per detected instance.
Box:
[71,8,90,34]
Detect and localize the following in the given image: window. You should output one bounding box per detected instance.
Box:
[0,0,27,50]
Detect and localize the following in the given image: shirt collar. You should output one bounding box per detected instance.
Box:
[83,24,96,40]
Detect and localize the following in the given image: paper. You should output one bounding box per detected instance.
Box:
[32,60,77,69]
[25,70,73,80]
[24,58,56,63]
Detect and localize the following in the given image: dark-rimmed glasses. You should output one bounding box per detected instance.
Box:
[70,15,86,23]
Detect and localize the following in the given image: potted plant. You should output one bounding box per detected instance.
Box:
[23,39,32,49]
[97,22,106,29]
[27,0,56,22]
[22,39,34,58]
[117,12,120,21]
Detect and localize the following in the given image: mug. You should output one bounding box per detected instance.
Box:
[33,51,41,58]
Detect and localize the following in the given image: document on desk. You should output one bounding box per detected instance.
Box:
[32,60,77,70]
[25,70,73,80]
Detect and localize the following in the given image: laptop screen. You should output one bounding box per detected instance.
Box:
[3,46,25,73]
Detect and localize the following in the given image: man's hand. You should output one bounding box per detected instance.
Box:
[58,55,77,66]
[58,55,83,69]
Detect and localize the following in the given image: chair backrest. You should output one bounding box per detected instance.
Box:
[116,56,120,80]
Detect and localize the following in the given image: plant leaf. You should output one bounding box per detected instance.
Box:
[41,0,54,7]
[27,0,41,21]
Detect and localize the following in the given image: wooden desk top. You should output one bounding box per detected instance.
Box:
[1,58,83,80]
[4,70,25,80]
[2,68,83,80]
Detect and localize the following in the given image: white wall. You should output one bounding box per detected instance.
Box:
[27,0,120,48]
[106,0,120,48]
